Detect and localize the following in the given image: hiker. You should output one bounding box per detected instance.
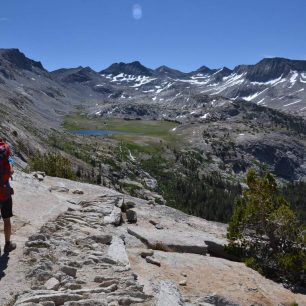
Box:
[0,138,16,253]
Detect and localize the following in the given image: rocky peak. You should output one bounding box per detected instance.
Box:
[212,67,233,81]
[101,61,153,76]
[234,57,306,82]
[52,66,99,83]
[154,65,186,78]
[0,48,45,71]
[194,65,215,75]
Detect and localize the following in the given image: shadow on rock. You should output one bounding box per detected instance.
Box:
[0,252,10,280]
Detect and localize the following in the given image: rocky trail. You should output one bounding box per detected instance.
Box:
[0,171,306,306]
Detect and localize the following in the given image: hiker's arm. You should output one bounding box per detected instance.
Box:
[8,156,14,175]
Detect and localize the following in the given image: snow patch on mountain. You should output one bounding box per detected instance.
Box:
[212,73,246,94]
[289,71,299,88]
[251,75,284,86]
[242,88,269,101]
[284,100,302,107]
[201,113,210,119]
[130,75,157,87]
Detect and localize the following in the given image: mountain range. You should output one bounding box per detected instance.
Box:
[1,48,306,126]
[1,48,306,183]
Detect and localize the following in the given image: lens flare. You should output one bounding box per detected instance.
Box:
[132,4,142,20]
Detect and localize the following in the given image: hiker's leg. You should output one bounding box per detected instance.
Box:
[1,197,13,243]
[3,218,11,243]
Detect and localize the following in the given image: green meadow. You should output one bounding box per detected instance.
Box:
[63,113,180,144]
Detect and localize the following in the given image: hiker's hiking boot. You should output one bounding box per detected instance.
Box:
[4,241,16,253]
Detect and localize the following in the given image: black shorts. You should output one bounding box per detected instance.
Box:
[0,197,13,219]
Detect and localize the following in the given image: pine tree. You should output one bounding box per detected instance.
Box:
[227,170,306,291]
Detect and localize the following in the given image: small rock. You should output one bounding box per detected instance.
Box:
[94,276,116,283]
[25,240,51,248]
[60,266,77,278]
[44,277,60,291]
[99,279,119,288]
[101,257,117,265]
[23,247,40,255]
[72,189,84,195]
[179,280,187,286]
[33,171,45,181]
[140,250,154,258]
[155,224,164,230]
[181,272,187,277]
[149,220,158,226]
[41,302,56,306]
[83,259,95,265]
[67,261,82,268]
[88,255,100,263]
[64,300,106,306]
[126,209,137,223]
[146,256,161,267]
[90,234,112,244]
[28,234,48,241]
[49,186,69,193]
[64,283,82,290]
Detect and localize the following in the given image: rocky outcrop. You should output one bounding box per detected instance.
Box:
[100,61,153,76]
[2,171,306,306]
[156,281,185,306]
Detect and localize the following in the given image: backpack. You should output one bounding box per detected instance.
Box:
[0,140,13,201]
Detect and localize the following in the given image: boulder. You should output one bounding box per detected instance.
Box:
[60,266,77,278]
[44,278,60,291]
[127,227,209,255]
[121,201,136,212]
[104,207,122,226]
[126,209,137,223]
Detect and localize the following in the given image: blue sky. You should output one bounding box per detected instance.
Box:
[0,0,305,72]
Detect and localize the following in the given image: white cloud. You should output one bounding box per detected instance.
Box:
[132,4,142,20]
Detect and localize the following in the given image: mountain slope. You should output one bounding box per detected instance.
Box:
[3,170,306,306]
